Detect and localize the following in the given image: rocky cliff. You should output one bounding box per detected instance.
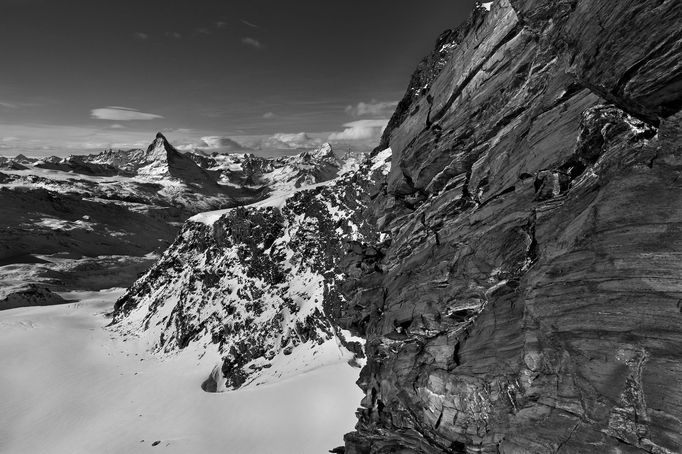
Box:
[343,0,682,453]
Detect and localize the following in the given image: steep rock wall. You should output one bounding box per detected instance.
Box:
[345,1,682,452]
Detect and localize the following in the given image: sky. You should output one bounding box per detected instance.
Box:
[0,0,477,155]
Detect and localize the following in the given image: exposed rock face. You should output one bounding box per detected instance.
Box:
[0,284,68,311]
[111,151,389,389]
[135,133,222,189]
[344,1,682,453]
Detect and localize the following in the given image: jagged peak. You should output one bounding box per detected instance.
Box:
[300,142,336,161]
[145,132,181,159]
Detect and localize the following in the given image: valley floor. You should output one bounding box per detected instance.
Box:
[0,289,362,454]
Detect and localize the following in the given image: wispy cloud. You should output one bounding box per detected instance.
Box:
[133,32,149,40]
[0,101,17,109]
[165,31,182,39]
[262,112,275,119]
[196,28,211,35]
[257,132,321,150]
[328,119,389,141]
[198,136,250,151]
[215,21,227,28]
[345,100,398,118]
[0,123,221,156]
[241,19,261,29]
[91,106,163,121]
[241,37,264,50]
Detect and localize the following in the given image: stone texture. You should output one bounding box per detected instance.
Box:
[344,0,682,452]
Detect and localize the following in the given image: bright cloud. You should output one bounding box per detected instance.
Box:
[345,100,398,118]
[241,37,263,50]
[199,136,250,151]
[328,119,389,141]
[258,132,321,150]
[262,112,275,119]
[0,123,157,156]
[0,123,247,157]
[91,107,164,121]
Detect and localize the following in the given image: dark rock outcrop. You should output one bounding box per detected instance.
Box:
[344,0,682,453]
[0,284,68,311]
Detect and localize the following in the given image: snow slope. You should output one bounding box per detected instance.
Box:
[0,289,362,454]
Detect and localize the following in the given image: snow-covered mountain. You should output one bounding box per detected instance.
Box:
[0,135,353,310]
[111,149,390,390]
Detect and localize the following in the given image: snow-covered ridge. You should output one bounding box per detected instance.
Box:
[191,144,361,225]
[111,149,392,390]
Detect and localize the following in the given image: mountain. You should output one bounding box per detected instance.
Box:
[0,137,356,308]
[111,0,681,452]
[340,1,682,452]
[110,148,383,389]
[132,133,223,189]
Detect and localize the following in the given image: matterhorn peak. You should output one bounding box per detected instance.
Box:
[146,132,176,156]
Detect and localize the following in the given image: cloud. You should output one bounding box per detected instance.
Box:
[109,124,125,129]
[196,28,211,35]
[241,19,261,29]
[345,100,398,118]
[133,32,148,40]
[257,132,321,150]
[0,123,162,156]
[328,119,389,141]
[165,32,182,39]
[262,112,275,119]
[198,136,250,151]
[91,106,164,121]
[241,37,263,50]
[215,21,227,28]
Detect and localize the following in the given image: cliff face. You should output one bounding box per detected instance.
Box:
[345,1,682,453]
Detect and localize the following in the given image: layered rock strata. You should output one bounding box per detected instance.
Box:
[344,0,682,452]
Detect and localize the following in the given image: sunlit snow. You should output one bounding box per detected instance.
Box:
[0,289,362,454]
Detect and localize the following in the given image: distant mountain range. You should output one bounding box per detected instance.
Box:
[0,133,353,310]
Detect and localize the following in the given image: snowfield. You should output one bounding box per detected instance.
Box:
[0,289,362,454]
